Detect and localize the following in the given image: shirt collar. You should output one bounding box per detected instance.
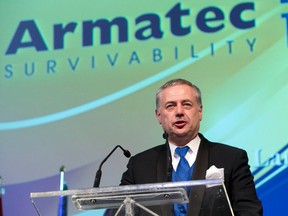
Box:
[169,134,201,158]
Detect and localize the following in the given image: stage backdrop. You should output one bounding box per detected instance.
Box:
[1,0,288,215]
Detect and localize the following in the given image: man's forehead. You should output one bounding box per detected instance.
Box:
[160,86,195,102]
[162,85,194,97]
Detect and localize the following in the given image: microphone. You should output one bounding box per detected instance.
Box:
[93,145,131,188]
[162,132,168,141]
[163,132,172,181]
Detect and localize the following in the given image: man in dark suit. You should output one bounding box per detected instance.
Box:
[111,78,262,216]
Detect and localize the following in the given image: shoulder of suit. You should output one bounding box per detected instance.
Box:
[199,133,246,153]
[132,143,167,158]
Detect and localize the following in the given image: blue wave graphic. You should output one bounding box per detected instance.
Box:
[0,60,195,131]
[253,144,288,189]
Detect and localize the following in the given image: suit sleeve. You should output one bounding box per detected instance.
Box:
[119,147,161,185]
[120,156,136,185]
[228,149,263,216]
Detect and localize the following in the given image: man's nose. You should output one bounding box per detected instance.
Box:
[175,105,184,115]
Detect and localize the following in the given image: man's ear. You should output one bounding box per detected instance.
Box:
[199,105,203,121]
[155,109,162,124]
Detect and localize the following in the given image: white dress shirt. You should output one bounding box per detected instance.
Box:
[169,135,201,171]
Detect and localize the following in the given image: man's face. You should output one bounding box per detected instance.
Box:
[155,84,202,146]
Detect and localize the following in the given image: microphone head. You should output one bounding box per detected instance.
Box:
[124,150,131,158]
[59,165,66,172]
[162,132,168,140]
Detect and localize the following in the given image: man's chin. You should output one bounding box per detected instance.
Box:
[172,131,189,138]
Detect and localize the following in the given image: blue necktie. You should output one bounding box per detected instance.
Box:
[174,146,191,216]
[175,146,190,181]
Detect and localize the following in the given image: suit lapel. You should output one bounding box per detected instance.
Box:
[187,134,210,216]
[192,134,209,180]
[156,144,169,183]
[156,144,174,216]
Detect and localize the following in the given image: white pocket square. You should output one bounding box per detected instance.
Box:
[206,165,224,181]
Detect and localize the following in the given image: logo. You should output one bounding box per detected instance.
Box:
[5,2,255,55]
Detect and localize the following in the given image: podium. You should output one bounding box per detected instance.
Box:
[30,179,234,216]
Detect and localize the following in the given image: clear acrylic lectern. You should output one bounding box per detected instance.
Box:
[30,179,234,216]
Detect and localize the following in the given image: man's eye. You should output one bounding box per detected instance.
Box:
[183,103,192,108]
[166,104,174,109]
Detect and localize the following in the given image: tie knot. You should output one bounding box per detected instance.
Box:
[175,146,189,158]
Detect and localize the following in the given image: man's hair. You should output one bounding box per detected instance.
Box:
[155,78,202,109]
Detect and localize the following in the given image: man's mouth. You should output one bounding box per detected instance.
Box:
[174,120,186,128]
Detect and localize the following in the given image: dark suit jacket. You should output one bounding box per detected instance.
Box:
[112,133,263,216]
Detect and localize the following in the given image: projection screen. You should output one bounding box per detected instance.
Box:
[1,0,288,215]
